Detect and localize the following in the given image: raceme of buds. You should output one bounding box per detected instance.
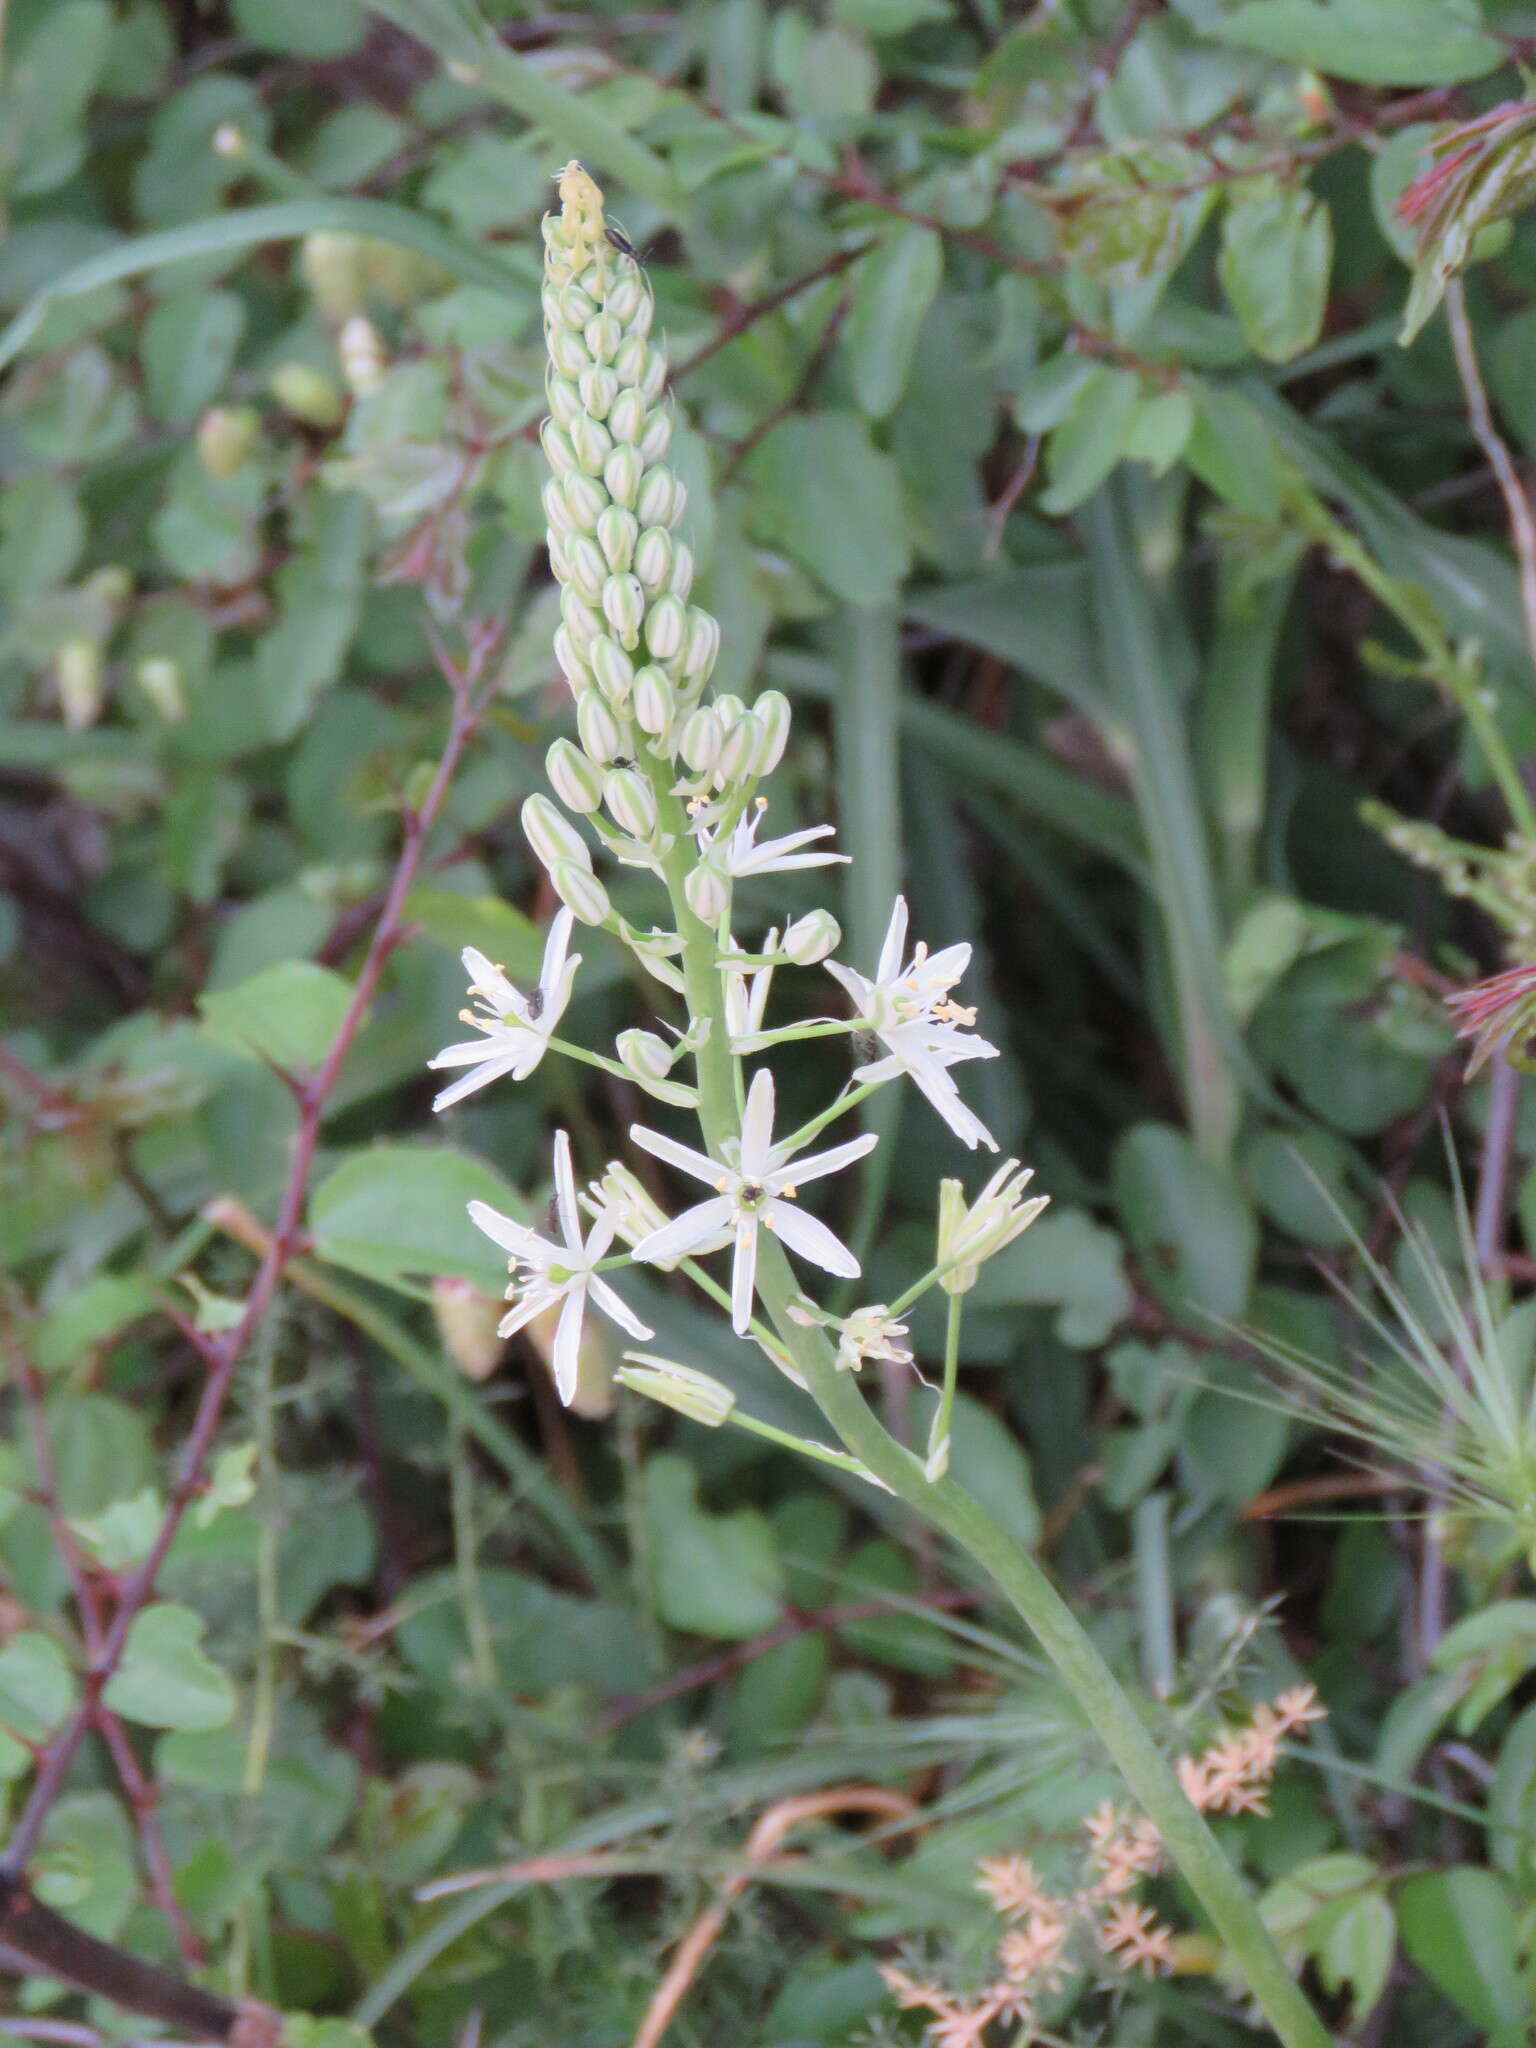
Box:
[782,909,841,965]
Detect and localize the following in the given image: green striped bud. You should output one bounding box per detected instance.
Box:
[546,531,572,585]
[609,273,644,325]
[588,633,635,706]
[604,443,643,509]
[645,593,686,662]
[679,704,723,773]
[597,505,638,574]
[523,792,592,872]
[751,690,792,775]
[617,1356,736,1427]
[685,859,730,922]
[604,766,657,840]
[609,389,646,446]
[634,526,673,596]
[543,479,576,537]
[547,737,604,813]
[639,407,673,465]
[569,413,612,475]
[617,1029,673,1082]
[552,859,610,926]
[565,533,607,605]
[680,608,720,687]
[553,625,590,691]
[783,909,841,965]
[613,335,648,389]
[633,664,675,738]
[579,364,618,418]
[548,323,590,379]
[585,311,622,363]
[715,713,761,789]
[561,587,602,658]
[636,467,674,529]
[577,689,625,764]
[563,471,607,532]
[602,573,646,650]
[667,540,695,604]
[546,372,582,428]
[541,419,577,477]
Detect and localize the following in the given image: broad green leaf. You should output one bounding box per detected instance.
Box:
[403,889,544,982]
[843,226,943,419]
[199,959,354,1071]
[71,1488,164,1570]
[1186,382,1288,518]
[1215,0,1504,85]
[309,1144,525,1293]
[1040,365,1141,513]
[1489,1700,1536,1883]
[642,1454,784,1639]
[0,1632,75,1748]
[1397,1868,1528,2038]
[47,1394,157,1517]
[103,1602,236,1730]
[1218,179,1332,362]
[947,1393,1039,1549]
[1241,1128,1364,1246]
[232,0,366,55]
[1317,1892,1394,2024]
[745,411,910,607]
[142,289,247,424]
[34,1793,137,1939]
[971,1207,1132,1347]
[35,1271,159,1371]
[1114,1122,1258,1320]
[9,1,113,196]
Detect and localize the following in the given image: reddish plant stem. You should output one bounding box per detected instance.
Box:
[672,241,874,380]
[0,1326,201,1964]
[2,627,498,1877]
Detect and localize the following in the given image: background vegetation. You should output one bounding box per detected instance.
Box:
[11,0,1536,2041]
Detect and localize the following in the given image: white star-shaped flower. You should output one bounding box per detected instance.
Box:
[429,910,580,1111]
[826,896,999,1151]
[628,1068,876,1334]
[698,798,850,880]
[468,1130,652,1403]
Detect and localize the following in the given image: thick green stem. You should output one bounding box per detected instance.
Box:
[646,763,1331,2048]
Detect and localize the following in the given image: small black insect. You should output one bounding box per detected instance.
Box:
[524,985,546,1022]
[852,1028,882,1066]
[605,225,644,266]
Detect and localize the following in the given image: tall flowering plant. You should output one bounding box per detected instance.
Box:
[428,162,1331,2048]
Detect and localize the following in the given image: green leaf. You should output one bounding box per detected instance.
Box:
[8,1,113,197]
[1114,1122,1258,1320]
[199,959,354,1072]
[642,1454,784,1639]
[1397,1868,1529,2038]
[1218,180,1332,363]
[947,1393,1039,1549]
[1241,1129,1364,1246]
[35,1272,159,1372]
[402,889,544,983]
[971,1207,1133,1347]
[33,1793,137,1939]
[141,289,247,424]
[1489,1700,1536,1884]
[1214,0,1504,85]
[0,1632,75,1748]
[1316,1892,1394,2025]
[1040,365,1141,513]
[309,1144,525,1293]
[47,1394,157,1517]
[232,0,366,55]
[843,226,943,419]
[745,411,911,607]
[71,1488,164,1570]
[1186,382,1288,518]
[103,1602,236,1731]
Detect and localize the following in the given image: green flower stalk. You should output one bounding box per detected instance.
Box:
[428,161,1332,2048]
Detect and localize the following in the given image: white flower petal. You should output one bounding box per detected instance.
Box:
[497,1288,555,1340]
[771,1128,877,1188]
[551,1287,586,1403]
[631,1195,735,1266]
[587,1273,654,1343]
[462,947,523,1018]
[875,898,908,986]
[767,1199,860,1278]
[629,1123,725,1187]
[432,1056,521,1111]
[730,1212,760,1333]
[467,1199,537,1257]
[739,1068,776,1179]
[551,1129,582,1250]
[909,1065,998,1152]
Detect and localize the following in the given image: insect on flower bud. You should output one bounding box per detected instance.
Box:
[588,633,636,706]
[597,505,638,574]
[569,412,613,476]
[551,858,611,926]
[604,766,658,841]
[608,389,647,447]
[633,526,673,596]
[578,364,618,419]
[523,792,593,873]
[750,690,791,775]
[685,859,730,923]
[604,442,643,509]
[547,737,605,813]
[602,573,646,650]
[633,664,675,738]
[679,704,724,773]
[680,608,721,688]
[577,687,625,764]
[636,466,675,530]
[645,593,686,663]
[616,1028,673,1081]
[617,1356,737,1427]
[782,909,841,965]
[715,713,761,788]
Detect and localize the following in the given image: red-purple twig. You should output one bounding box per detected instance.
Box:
[2,625,499,1876]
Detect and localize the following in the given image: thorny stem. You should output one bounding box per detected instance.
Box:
[2,628,499,1875]
[641,762,1333,2048]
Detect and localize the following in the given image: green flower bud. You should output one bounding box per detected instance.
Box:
[269,361,345,429]
[616,1356,736,1427]
[645,593,687,662]
[616,1028,673,1081]
[546,372,582,428]
[136,656,186,723]
[546,737,604,812]
[602,573,646,650]
[301,230,370,320]
[715,713,762,788]
[604,443,643,509]
[563,470,607,533]
[782,908,841,965]
[680,608,720,687]
[640,347,667,404]
[608,388,646,446]
[196,403,260,478]
[561,587,603,657]
[548,323,590,379]
[578,364,618,418]
[56,640,103,732]
[584,311,622,363]
[604,766,658,840]
[589,633,635,706]
[543,478,576,537]
[339,314,386,395]
[569,412,612,475]
[751,689,792,775]
[639,406,673,465]
[577,688,625,763]
[685,859,729,922]
[667,540,695,603]
[714,694,745,728]
[597,505,638,574]
[633,664,675,738]
[553,625,590,690]
[636,466,674,529]
[609,273,644,325]
[541,420,578,477]
[552,858,611,926]
[546,530,573,585]
[633,526,673,595]
[523,792,592,872]
[613,335,648,389]
[565,533,608,605]
[559,281,597,328]
[679,704,724,773]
